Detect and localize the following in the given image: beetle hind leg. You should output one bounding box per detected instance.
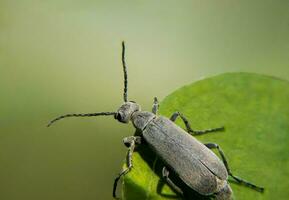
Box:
[170,111,224,135]
[204,143,264,193]
[229,174,264,193]
[162,166,184,195]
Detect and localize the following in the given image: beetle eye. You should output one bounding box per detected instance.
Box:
[115,113,122,121]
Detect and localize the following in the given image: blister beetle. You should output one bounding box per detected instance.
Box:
[48,42,264,199]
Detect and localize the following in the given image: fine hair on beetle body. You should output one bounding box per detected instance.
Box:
[48,42,265,200]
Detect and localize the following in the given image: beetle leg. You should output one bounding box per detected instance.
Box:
[204,143,264,193]
[170,111,224,135]
[113,136,141,198]
[162,166,184,195]
[152,97,159,114]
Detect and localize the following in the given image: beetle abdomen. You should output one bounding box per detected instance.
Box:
[214,183,233,200]
[142,116,228,195]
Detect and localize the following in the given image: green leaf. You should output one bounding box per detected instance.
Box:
[122,72,289,200]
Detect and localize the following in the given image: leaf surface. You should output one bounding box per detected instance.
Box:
[122,73,289,200]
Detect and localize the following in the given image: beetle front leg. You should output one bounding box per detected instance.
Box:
[113,136,141,198]
[204,143,264,193]
[152,97,159,114]
[170,111,224,135]
[162,166,184,195]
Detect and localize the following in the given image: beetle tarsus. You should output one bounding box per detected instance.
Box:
[230,174,264,193]
[193,126,225,135]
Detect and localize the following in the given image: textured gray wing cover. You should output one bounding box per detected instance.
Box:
[142,116,228,195]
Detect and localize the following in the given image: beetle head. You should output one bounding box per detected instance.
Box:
[115,101,141,123]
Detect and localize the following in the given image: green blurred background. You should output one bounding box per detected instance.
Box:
[0,1,288,200]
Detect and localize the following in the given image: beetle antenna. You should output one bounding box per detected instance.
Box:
[47,112,116,127]
[122,41,128,102]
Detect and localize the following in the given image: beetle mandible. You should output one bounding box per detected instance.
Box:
[48,42,264,200]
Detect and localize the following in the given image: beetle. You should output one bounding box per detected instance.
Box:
[48,42,264,199]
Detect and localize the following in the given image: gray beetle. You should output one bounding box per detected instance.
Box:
[48,42,264,199]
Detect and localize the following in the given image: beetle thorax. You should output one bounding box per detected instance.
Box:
[131,111,156,130]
